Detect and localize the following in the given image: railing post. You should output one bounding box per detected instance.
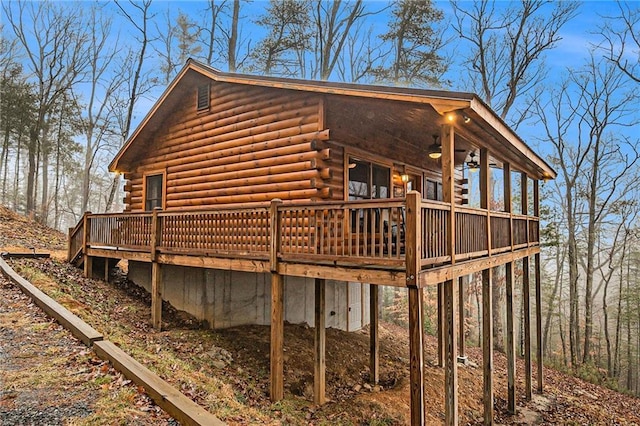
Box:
[503,162,512,250]
[405,191,424,425]
[522,173,529,246]
[67,227,73,262]
[269,199,283,272]
[83,212,92,278]
[480,149,491,255]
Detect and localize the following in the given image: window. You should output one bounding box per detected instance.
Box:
[425,179,443,201]
[348,158,390,200]
[144,174,164,211]
[197,83,210,111]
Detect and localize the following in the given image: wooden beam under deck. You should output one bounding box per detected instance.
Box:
[417,246,540,288]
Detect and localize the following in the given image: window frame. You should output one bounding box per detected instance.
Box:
[346,154,392,201]
[142,170,166,211]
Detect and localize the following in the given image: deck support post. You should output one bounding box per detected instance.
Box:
[482,268,494,425]
[270,272,284,402]
[370,284,379,385]
[458,275,467,361]
[441,123,459,424]
[408,286,425,426]
[523,256,532,400]
[535,252,543,394]
[521,173,532,400]
[104,258,110,282]
[84,255,93,279]
[269,199,284,402]
[314,278,326,405]
[150,208,163,331]
[151,262,162,330]
[405,191,424,425]
[506,262,517,414]
[437,283,445,367]
[444,279,459,425]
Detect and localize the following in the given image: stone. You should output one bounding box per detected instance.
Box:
[211,360,227,369]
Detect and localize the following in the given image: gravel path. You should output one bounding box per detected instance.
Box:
[0,274,175,425]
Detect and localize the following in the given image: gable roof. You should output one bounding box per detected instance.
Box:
[110,59,556,180]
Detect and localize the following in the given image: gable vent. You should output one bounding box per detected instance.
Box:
[197,83,210,111]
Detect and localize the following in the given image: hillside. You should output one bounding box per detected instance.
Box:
[1,205,639,425]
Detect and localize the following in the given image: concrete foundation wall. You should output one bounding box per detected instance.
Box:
[128,261,367,331]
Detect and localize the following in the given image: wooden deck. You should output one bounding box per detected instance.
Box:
[69,195,539,287]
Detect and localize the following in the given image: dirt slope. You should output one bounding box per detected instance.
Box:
[1,205,639,425]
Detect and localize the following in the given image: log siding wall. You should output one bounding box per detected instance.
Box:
[124,82,332,211]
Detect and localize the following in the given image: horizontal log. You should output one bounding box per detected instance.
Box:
[167,144,331,176]
[167,169,329,194]
[166,179,320,200]
[166,132,330,178]
[170,160,321,187]
[157,98,318,154]
[163,89,294,137]
[165,91,290,136]
[141,124,323,173]
[142,125,323,171]
[165,188,331,208]
[140,110,319,166]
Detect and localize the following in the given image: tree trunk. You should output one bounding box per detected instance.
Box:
[13,129,22,211]
[26,127,38,215]
[228,0,239,72]
[1,127,10,204]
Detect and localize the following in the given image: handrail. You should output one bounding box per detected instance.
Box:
[72,199,540,272]
[67,214,86,262]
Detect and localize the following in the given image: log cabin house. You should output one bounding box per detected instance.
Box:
[68,59,555,425]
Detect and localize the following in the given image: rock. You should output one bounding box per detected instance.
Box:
[353,384,362,392]
[211,360,226,369]
[363,383,372,391]
[205,345,233,364]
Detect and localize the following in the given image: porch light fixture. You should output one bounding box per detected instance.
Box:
[446,111,471,124]
[401,173,410,183]
[467,152,479,172]
[428,134,442,159]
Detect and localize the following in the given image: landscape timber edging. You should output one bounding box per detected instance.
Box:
[0,254,226,426]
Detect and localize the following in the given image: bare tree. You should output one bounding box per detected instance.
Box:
[155,9,202,83]
[2,0,89,220]
[599,1,640,84]
[77,5,124,214]
[106,0,156,212]
[199,0,227,65]
[534,56,640,367]
[452,0,579,127]
[312,0,372,80]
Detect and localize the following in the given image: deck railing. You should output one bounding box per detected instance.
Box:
[75,198,540,271]
[277,200,406,266]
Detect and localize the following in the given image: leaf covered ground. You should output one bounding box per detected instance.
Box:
[1,205,639,425]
